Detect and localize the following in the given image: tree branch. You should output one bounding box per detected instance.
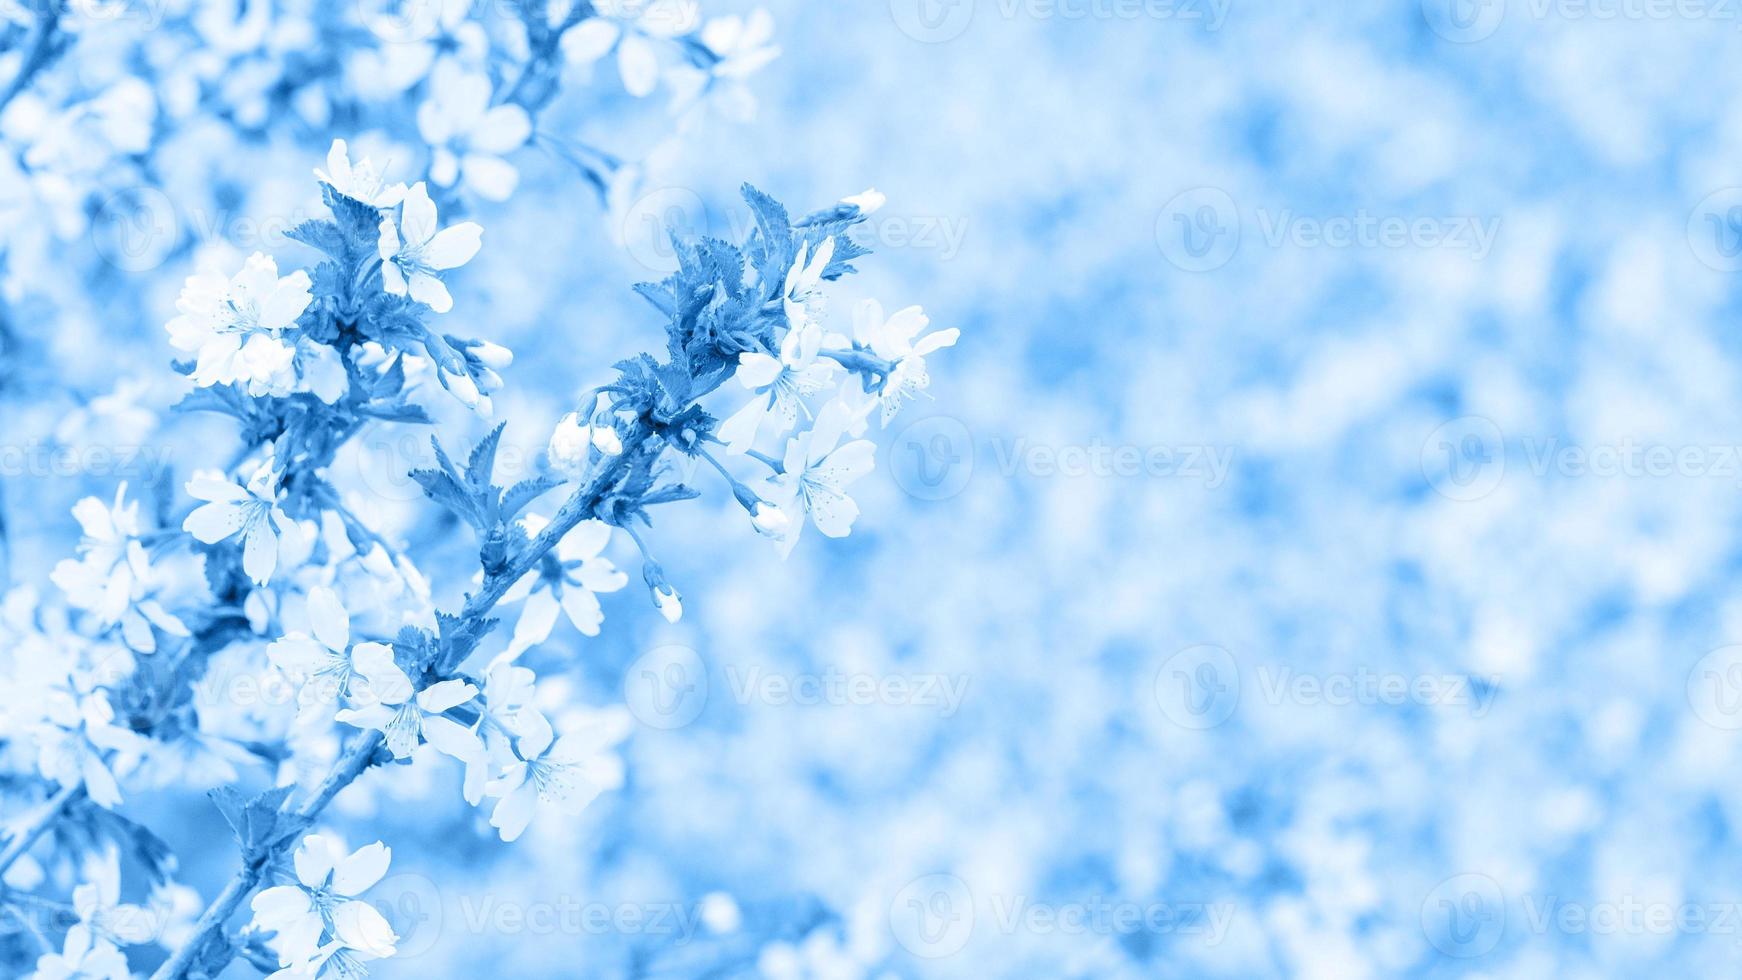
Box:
[151,423,656,979]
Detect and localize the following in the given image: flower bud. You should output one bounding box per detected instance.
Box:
[644,563,682,623]
[841,187,886,215]
[442,368,481,409]
[548,412,591,473]
[469,340,514,370]
[654,586,682,623]
[750,501,790,537]
[591,422,622,456]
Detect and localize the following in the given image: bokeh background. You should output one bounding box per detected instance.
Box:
[9,0,1742,976]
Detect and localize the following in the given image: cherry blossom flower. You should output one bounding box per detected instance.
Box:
[561,1,702,98]
[484,706,629,842]
[499,516,628,658]
[718,321,837,455]
[182,464,298,586]
[700,11,779,80]
[268,587,394,713]
[416,62,532,201]
[29,927,130,980]
[166,253,313,392]
[249,835,396,967]
[335,645,483,761]
[51,484,188,652]
[850,298,959,425]
[34,689,146,810]
[313,138,406,208]
[69,851,160,949]
[761,398,876,558]
[782,236,834,332]
[377,182,482,314]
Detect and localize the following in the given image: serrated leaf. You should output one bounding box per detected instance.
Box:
[500,476,562,521]
[466,422,507,491]
[286,219,347,258]
[409,467,482,530]
[210,785,295,856]
[633,281,676,317]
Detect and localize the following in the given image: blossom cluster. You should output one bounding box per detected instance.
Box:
[1,125,945,980]
[0,3,959,978]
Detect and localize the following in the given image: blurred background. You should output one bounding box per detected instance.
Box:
[8,0,1742,976]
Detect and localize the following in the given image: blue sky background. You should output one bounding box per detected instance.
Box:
[9,0,1742,976]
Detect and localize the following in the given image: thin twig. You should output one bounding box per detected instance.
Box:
[0,783,84,877]
[0,4,63,116]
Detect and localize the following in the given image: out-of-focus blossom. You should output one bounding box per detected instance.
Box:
[417,62,532,201]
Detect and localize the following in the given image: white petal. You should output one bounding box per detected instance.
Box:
[305,586,349,653]
[250,884,313,926]
[734,351,783,389]
[419,222,482,270]
[331,841,391,896]
[294,834,341,888]
[516,708,554,759]
[268,634,327,675]
[416,679,478,714]
[558,586,603,637]
[376,215,400,261]
[182,501,247,544]
[813,438,876,488]
[716,395,767,456]
[912,326,960,357]
[259,272,313,331]
[470,104,531,154]
[408,271,453,313]
[617,34,660,97]
[379,259,407,297]
[331,899,397,958]
[507,589,560,656]
[422,714,483,760]
[240,511,279,585]
[559,518,612,561]
[575,557,627,594]
[400,182,438,247]
[335,703,395,731]
[561,19,619,64]
[488,783,538,842]
[352,642,412,706]
[81,754,122,808]
[460,153,519,202]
